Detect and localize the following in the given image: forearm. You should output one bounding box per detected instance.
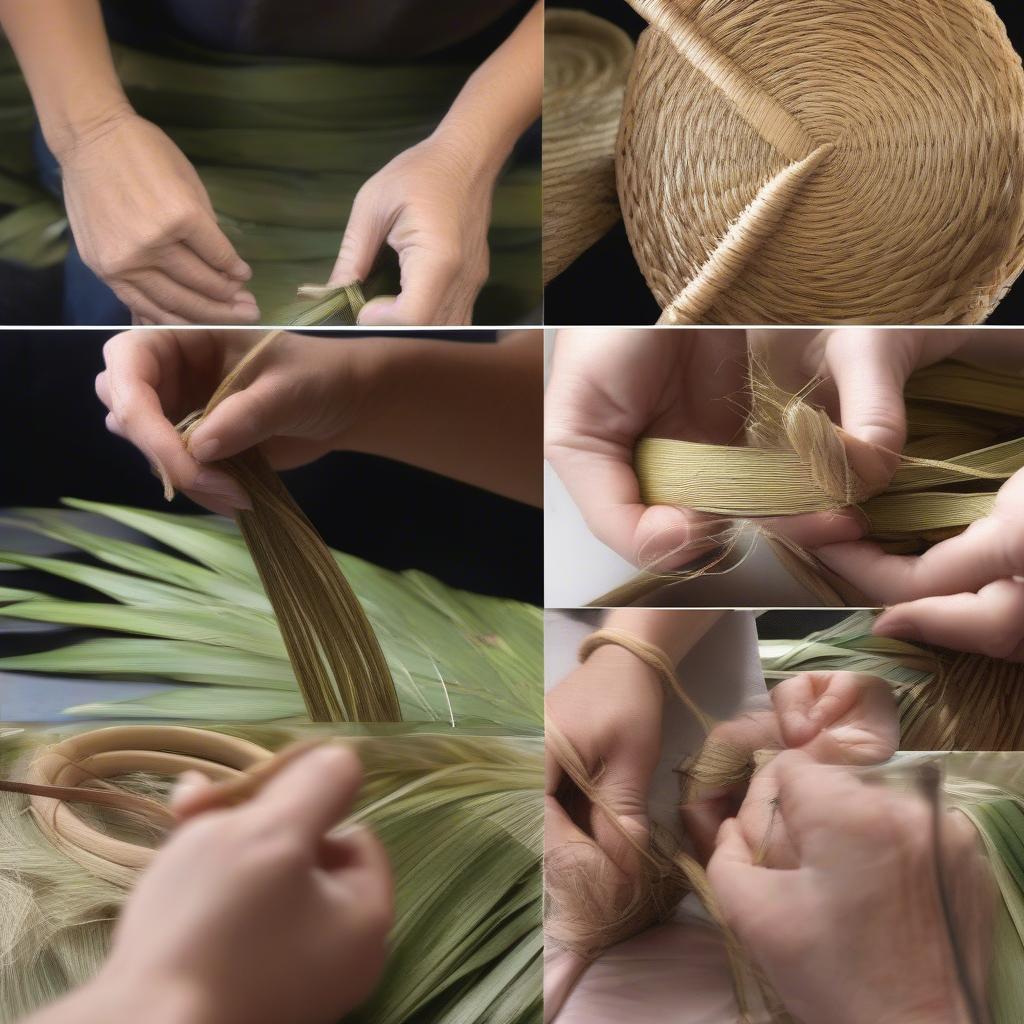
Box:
[0,0,130,160]
[349,333,542,506]
[431,1,542,178]
[603,609,725,666]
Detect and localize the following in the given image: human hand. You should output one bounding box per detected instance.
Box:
[546,643,665,877]
[330,133,495,325]
[682,671,898,863]
[95,329,384,515]
[58,111,259,325]
[545,329,875,572]
[749,328,966,490]
[87,745,392,1024]
[708,750,990,1024]
[817,469,1024,660]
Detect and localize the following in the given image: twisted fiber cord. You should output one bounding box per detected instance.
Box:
[543,10,634,283]
[617,0,1024,324]
[172,332,400,724]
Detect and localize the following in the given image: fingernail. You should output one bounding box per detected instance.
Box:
[233,290,258,306]
[191,438,221,463]
[193,470,252,510]
[233,303,261,323]
[231,261,253,281]
[874,615,917,641]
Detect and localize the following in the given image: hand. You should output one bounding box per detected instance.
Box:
[682,671,898,863]
[818,469,1024,660]
[58,110,260,325]
[708,750,991,1024]
[330,134,495,325]
[545,329,870,572]
[749,328,966,490]
[546,644,665,878]
[38,745,392,1024]
[95,329,384,515]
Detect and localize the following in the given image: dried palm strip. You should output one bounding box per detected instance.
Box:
[174,332,399,723]
[760,611,1024,752]
[543,9,634,282]
[623,359,1023,605]
[906,362,1024,418]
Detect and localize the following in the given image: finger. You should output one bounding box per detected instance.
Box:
[133,265,260,324]
[680,793,740,865]
[706,818,777,929]
[759,508,867,549]
[874,579,1024,660]
[185,377,290,463]
[330,188,389,286]
[183,214,252,282]
[772,672,865,748]
[357,248,457,326]
[547,438,718,570]
[821,329,911,490]
[247,744,364,841]
[109,281,178,325]
[322,824,394,931]
[169,769,215,819]
[102,332,252,509]
[590,769,651,879]
[818,487,1024,602]
[161,245,259,307]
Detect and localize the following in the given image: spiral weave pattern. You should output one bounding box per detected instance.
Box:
[617,0,1024,324]
[543,9,635,283]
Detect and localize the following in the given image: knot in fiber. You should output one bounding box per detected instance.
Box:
[619,0,1024,324]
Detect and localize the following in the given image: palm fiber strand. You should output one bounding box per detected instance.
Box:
[543,10,634,283]
[0,725,542,1024]
[628,358,1024,605]
[617,0,1024,325]
[175,331,400,723]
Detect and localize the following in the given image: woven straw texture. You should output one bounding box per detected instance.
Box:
[543,9,635,283]
[617,0,1024,325]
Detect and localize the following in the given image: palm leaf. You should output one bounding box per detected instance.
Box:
[0,502,542,731]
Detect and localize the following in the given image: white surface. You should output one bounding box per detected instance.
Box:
[546,609,766,1021]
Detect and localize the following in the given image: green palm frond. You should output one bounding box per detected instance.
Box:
[0,501,542,731]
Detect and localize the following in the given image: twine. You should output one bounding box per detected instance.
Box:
[543,9,635,283]
[617,0,1024,324]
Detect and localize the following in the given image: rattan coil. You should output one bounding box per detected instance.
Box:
[544,9,635,283]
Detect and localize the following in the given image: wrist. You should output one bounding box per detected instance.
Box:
[46,94,134,163]
[66,969,216,1024]
[584,643,666,706]
[429,118,510,184]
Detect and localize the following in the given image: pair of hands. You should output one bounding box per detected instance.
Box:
[59,110,493,325]
[546,653,985,1024]
[31,745,392,1024]
[545,328,1024,660]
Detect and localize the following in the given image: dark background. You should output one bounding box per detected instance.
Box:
[545,1,1024,326]
[0,332,542,605]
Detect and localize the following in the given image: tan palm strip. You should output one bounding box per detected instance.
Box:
[172,331,400,723]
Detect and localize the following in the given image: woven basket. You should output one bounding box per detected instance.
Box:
[543,9,635,283]
[617,0,1024,324]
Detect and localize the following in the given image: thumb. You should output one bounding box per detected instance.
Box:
[330,188,389,286]
[589,759,653,879]
[822,330,910,492]
[186,377,290,464]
